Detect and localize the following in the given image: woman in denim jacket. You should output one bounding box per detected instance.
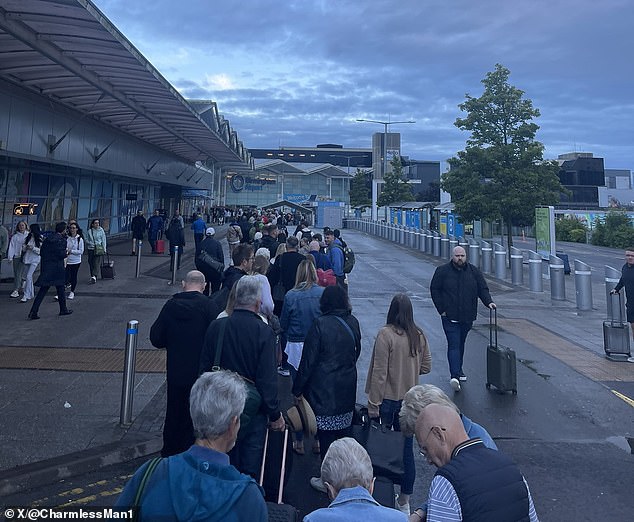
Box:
[280,259,324,454]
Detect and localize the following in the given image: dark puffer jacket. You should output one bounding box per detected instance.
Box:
[430,261,493,323]
[292,310,361,417]
[35,233,67,287]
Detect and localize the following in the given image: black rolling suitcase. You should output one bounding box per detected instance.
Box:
[100,253,115,279]
[486,309,517,394]
[603,292,631,359]
[259,428,299,522]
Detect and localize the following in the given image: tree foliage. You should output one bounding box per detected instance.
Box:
[442,64,563,247]
[349,168,372,209]
[555,217,588,243]
[377,155,414,207]
[591,212,634,249]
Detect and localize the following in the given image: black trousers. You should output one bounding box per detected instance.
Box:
[65,263,80,292]
[30,285,67,316]
[161,382,195,457]
[317,425,352,462]
[228,413,267,480]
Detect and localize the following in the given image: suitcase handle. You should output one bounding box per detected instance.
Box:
[259,427,289,505]
[489,308,498,348]
[610,291,624,326]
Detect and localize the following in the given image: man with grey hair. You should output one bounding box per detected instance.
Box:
[415,404,538,522]
[304,437,407,521]
[150,270,216,457]
[399,385,497,522]
[115,370,267,521]
[200,275,285,479]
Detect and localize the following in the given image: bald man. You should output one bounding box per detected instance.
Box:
[415,404,538,522]
[150,270,217,456]
[430,246,495,392]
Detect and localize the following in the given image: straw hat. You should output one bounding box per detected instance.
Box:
[286,397,317,436]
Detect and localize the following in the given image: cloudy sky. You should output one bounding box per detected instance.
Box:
[93,0,633,171]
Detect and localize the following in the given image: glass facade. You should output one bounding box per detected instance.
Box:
[0,156,161,234]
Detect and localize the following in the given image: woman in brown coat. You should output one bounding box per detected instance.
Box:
[365,293,431,515]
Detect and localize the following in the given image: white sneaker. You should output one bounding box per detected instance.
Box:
[450,378,461,392]
[89,276,96,284]
[459,375,467,382]
[10,290,19,298]
[68,292,75,300]
[395,495,410,515]
[19,296,28,303]
[54,295,59,300]
[310,476,327,493]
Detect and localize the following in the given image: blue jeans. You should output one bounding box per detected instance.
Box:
[379,399,415,495]
[441,316,473,379]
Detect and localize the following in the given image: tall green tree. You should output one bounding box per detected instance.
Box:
[377,155,414,207]
[442,64,563,253]
[349,168,372,209]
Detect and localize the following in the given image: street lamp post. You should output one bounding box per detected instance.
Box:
[356,119,415,221]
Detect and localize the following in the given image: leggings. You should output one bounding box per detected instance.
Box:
[65,263,80,292]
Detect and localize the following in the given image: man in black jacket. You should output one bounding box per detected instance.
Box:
[150,270,216,457]
[260,223,279,259]
[130,210,146,256]
[199,276,285,479]
[196,227,225,295]
[610,249,634,340]
[430,246,496,392]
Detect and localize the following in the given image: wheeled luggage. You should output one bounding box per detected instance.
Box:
[155,239,165,254]
[603,292,631,358]
[486,309,517,394]
[260,428,299,522]
[100,254,115,279]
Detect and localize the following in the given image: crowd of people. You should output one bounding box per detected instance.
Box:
[116,207,540,521]
[1,207,542,520]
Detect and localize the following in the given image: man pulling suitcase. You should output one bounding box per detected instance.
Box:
[430,246,496,392]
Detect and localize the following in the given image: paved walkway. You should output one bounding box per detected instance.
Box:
[1,222,632,511]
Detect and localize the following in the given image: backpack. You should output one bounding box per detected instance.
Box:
[301,229,312,241]
[334,244,355,273]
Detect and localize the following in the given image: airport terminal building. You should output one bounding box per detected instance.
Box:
[0,0,251,234]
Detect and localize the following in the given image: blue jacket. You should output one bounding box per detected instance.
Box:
[462,414,497,450]
[191,217,206,234]
[304,486,407,522]
[115,445,267,522]
[327,239,344,276]
[309,249,332,271]
[280,284,324,342]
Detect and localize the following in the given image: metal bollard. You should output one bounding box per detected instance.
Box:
[433,233,441,257]
[481,240,492,274]
[171,245,179,285]
[420,229,427,253]
[550,255,566,300]
[510,247,524,285]
[426,230,433,253]
[494,243,507,279]
[574,259,593,311]
[135,240,142,278]
[417,229,424,251]
[398,226,405,245]
[120,320,139,426]
[449,235,458,257]
[410,228,417,248]
[468,239,480,269]
[441,234,450,259]
[459,237,469,257]
[527,250,543,292]
[605,266,625,320]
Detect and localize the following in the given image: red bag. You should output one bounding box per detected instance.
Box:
[155,239,165,254]
[317,268,336,287]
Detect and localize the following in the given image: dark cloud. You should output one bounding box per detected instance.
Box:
[94,0,634,169]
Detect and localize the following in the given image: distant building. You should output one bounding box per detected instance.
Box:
[557,152,605,208]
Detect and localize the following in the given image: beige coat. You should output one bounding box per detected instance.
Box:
[365,325,431,406]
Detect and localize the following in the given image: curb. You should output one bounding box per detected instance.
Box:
[0,434,161,497]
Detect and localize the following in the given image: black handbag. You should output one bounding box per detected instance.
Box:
[352,419,405,482]
[271,256,285,301]
[212,319,262,440]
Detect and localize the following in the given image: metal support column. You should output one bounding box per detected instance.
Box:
[574,260,593,311]
[468,239,480,269]
[494,243,507,279]
[550,255,566,300]
[510,247,524,285]
[481,241,492,274]
[119,320,139,426]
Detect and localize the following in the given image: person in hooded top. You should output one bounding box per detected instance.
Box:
[150,270,217,457]
[115,370,267,522]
